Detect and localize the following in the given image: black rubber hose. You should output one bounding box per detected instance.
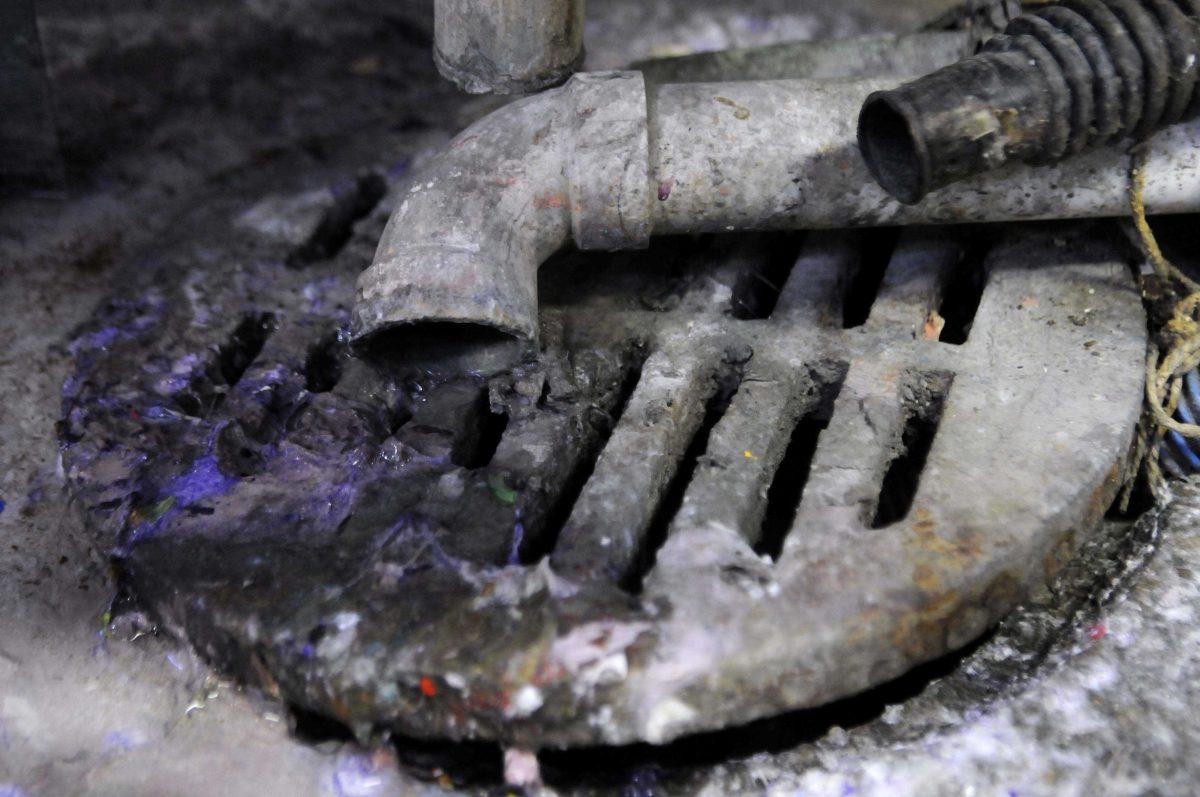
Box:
[858,0,1200,204]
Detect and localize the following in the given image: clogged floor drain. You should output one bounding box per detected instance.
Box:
[61,175,1145,749]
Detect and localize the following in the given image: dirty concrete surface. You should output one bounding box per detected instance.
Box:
[4,0,1200,795]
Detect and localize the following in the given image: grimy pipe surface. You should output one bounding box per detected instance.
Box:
[648,77,1200,235]
[634,31,971,86]
[354,52,1200,345]
[434,0,585,95]
[859,0,1200,203]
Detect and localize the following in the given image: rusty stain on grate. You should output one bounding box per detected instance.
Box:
[60,177,1146,749]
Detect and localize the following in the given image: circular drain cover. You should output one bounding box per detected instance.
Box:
[61,194,1144,748]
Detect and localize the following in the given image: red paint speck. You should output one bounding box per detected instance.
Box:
[129,408,139,420]
[1088,623,1106,641]
[420,677,437,697]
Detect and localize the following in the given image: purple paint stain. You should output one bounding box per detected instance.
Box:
[319,474,360,525]
[301,275,339,313]
[506,507,525,565]
[69,325,125,354]
[744,14,772,33]
[167,455,237,507]
[143,405,174,420]
[91,630,110,659]
[622,767,659,797]
[332,754,384,797]
[330,176,359,201]
[508,520,525,565]
[128,314,158,333]
[102,729,144,753]
[68,293,166,356]
[386,157,413,180]
[0,786,30,797]
[841,785,856,797]
[657,180,673,201]
[153,374,192,395]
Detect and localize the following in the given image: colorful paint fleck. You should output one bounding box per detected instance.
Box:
[488,472,517,506]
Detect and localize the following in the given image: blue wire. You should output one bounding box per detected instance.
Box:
[1166,370,1200,472]
[1168,430,1200,471]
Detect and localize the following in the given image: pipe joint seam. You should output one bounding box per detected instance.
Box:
[566,71,653,251]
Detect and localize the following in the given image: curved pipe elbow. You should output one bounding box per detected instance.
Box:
[352,71,651,344]
[356,68,1200,347]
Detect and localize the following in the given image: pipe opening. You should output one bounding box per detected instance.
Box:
[354,322,528,376]
[858,94,929,205]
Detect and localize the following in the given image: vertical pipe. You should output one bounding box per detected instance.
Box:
[434,0,585,95]
[0,0,64,190]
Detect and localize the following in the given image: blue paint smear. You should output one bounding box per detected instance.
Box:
[167,455,237,507]
[386,156,413,180]
[508,508,525,565]
[102,729,143,752]
[70,325,125,353]
[0,499,5,516]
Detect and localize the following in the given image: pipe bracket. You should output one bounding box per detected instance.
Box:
[566,71,652,251]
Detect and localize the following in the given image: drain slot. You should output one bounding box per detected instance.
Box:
[937,241,988,345]
[303,332,347,393]
[178,311,278,417]
[872,373,954,528]
[729,233,806,320]
[624,367,743,592]
[217,312,276,387]
[393,379,505,467]
[463,406,509,469]
[288,173,387,266]
[519,356,645,564]
[756,370,848,559]
[842,228,900,329]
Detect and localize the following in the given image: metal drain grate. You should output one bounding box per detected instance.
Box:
[60,179,1145,749]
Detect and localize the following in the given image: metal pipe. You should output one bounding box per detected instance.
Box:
[1,0,64,190]
[859,0,1200,203]
[634,30,972,86]
[434,0,585,95]
[353,54,1200,346]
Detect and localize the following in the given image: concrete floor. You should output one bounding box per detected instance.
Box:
[5,1,1199,795]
